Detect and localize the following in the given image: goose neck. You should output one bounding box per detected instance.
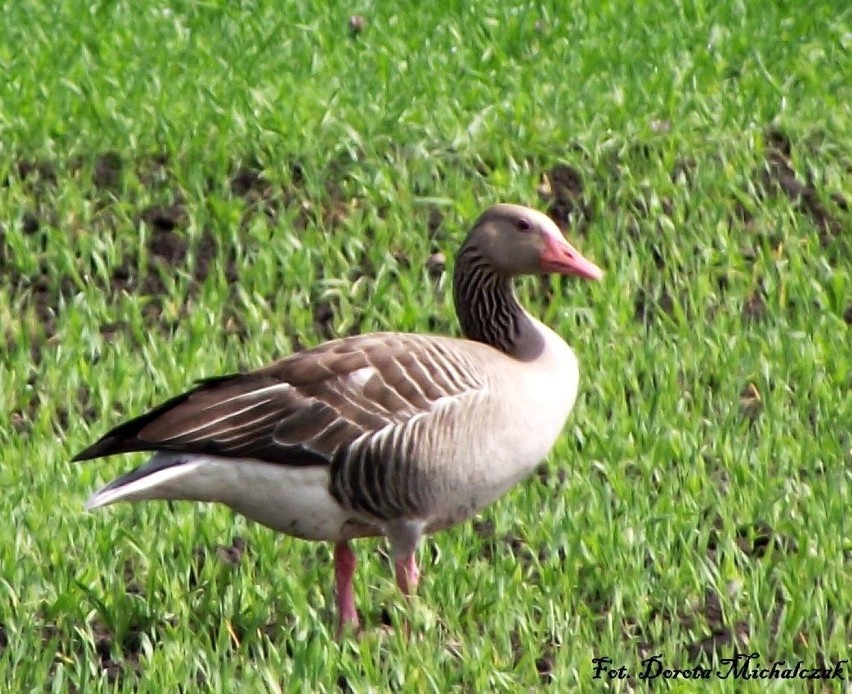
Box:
[452,244,544,361]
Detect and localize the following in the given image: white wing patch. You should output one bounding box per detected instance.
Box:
[347,366,376,389]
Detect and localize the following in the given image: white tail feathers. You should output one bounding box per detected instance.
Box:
[84,454,205,510]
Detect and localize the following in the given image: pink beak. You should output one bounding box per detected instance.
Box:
[540,232,603,281]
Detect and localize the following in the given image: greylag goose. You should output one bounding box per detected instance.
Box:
[75,203,602,632]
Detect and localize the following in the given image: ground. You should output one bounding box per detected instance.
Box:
[0,1,849,691]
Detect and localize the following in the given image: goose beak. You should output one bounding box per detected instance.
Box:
[540,233,603,281]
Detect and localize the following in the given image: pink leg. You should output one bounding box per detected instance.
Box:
[334,542,359,634]
[394,553,420,597]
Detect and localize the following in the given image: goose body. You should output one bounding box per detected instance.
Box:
[76,203,602,631]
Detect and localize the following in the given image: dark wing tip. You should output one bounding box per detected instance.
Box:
[71,424,161,462]
[70,386,206,463]
[71,372,257,463]
[71,436,122,462]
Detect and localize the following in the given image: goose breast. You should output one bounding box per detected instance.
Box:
[418,322,580,531]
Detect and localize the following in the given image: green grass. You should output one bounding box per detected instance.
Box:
[1,0,850,690]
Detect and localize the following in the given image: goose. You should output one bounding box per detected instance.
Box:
[75,203,603,633]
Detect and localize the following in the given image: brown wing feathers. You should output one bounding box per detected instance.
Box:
[73,333,484,469]
[71,374,326,465]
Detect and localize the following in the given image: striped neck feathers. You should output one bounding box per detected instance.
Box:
[452,242,544,361]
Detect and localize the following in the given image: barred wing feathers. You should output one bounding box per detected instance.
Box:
[72,333,486,471]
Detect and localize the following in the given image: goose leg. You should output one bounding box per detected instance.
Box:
[334,542,359,634]
[394,553,420,595]
[387,519,425,597]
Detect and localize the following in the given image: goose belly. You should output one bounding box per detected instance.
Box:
[86,453,377,542]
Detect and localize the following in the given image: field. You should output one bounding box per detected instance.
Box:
[1,0,850,690]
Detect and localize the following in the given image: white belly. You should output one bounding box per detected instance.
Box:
[86,453,376,542]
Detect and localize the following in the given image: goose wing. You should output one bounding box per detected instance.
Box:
[73,333,487,471]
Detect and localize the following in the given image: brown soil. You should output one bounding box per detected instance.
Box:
[538,163,593,233]
[92,151,124,190]
[6,128,847,372]
[2,152,354,369]
[633,286,677,326]
[760,129,843,240]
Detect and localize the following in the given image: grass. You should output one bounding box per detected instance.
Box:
[1,0,850,690]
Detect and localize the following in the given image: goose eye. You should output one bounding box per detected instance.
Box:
[516,218,532,232]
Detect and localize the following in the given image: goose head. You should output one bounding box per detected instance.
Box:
[468,203,603,281]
